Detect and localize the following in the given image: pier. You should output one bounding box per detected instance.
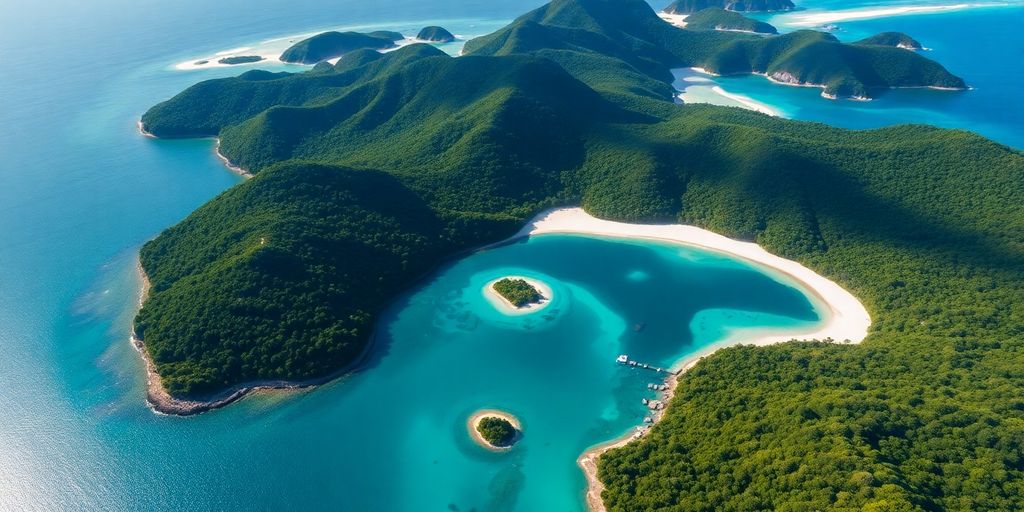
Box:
[615,354,680,375]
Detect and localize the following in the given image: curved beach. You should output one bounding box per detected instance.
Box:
[467,409,522,451]
[507,208,871,511]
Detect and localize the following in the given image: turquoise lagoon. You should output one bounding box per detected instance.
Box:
[0,0,1015,509]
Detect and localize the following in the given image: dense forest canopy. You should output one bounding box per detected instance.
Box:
[417,26,455,42]
[462,0,964,98]
[138,0,1024,508]
[493,278,544,307]
[279,31,402,64]
[477,417,518,447]
[683,8,778,34]
[856,31,924,50]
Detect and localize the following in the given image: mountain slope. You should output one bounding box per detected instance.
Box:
[465,0,965,99]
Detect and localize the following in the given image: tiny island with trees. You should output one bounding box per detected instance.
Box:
[217,55,265,65]
[477,417,517,447]
[469,411,521,450]
[492,278,544,308]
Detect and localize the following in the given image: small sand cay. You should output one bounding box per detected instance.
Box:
[468,410,522,451]
[483,276,553,315]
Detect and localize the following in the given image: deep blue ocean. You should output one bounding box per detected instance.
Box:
[0,0,1018,509]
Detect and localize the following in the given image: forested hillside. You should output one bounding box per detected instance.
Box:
[139,0,1024,508]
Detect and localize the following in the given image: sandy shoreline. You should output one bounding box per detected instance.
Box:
[507,208,871,511]
[214,139,254,179]
[782,3,997,26]
[483,276,553,315]
[467,409,522,451]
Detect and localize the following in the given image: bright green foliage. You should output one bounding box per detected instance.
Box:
[857,31,924,50]
[662,0,795,14]
[279,31,400,64]
[138,0,1024,507]
[417,26,455,42]
[493,278,543,307]
[477,417,518,446]
[217,55,264,65]
[684,8,778,34]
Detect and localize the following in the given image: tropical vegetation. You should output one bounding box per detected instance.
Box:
[477,417,518,447]
[417,26,455,42]
[493,278,544,308]
[137,0,1024,508]
[683,8,777,34]
[217,55,264,65]
[279,30,403,64]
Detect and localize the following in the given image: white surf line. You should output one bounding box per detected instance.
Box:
[780,3,1010,26]
[709,86,780,116]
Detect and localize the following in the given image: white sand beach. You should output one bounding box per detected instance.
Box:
[710,86,780,116]
[782,3,993,27]
[526,207,872,511]
[519,208,870,347]
[658,13,688,28]
[483,276,553,315]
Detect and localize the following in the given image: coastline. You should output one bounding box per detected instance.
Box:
[506,208,872,512]
[483,276,553,315]
[137,119,253,179]
[467,409,522,451]
[214,139,254,179]
[131,262,375,416]
[129,202,869,422]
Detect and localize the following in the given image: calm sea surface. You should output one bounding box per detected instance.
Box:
[0,0,1015,509]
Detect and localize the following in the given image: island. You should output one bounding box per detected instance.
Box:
[134,0,1024,508]
[136,0,978,405]
[279,30,403,64]
[663,0,794,14]
[468,410,521,450]
[856,31,924,50]
[684,8,778,34]
[417,26,455,43]
[492,277,543,307]
[217,55,264,65]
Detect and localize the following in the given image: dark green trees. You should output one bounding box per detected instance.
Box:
[684,8,778,34]
[279,31,401,64]
[417,26,455,42]
[136,1,1024,506]
[477,417,517,447]
[493,278,544,307]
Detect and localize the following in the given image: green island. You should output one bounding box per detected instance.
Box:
[492,278,544,308]
[856,31,925,50]
[136,0,1024,508]
[217,55,264,65]
[417,26,455,43]
[279,30,403,64]
[663,0,794,14]
[684,7,777,34]
[477,417,518,447]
